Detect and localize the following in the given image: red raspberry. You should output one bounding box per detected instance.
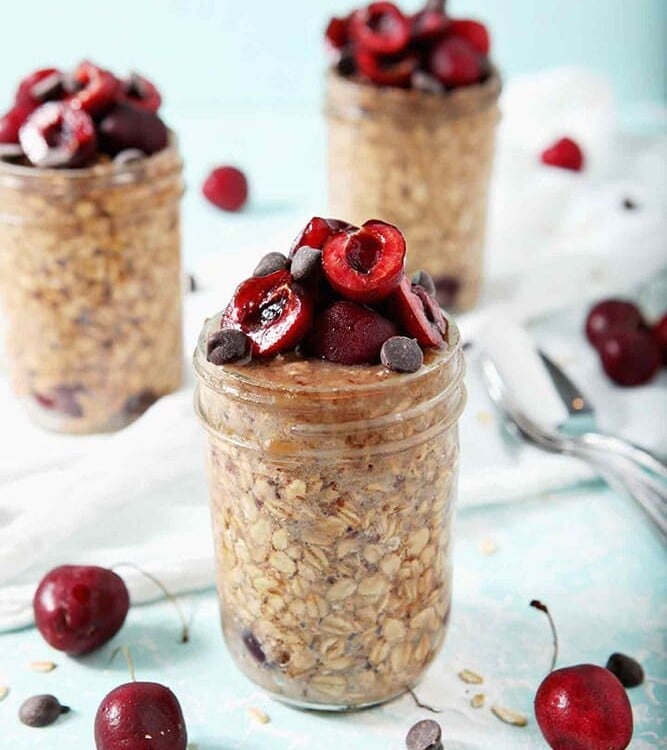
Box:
[202,166,249,212]
[221,270,312,357]
[307,300,398,365]
[541,137,585,171]
[322,220,406,303]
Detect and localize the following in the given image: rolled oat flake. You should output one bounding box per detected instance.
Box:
[406,719,443,750]
[207,329,252,366]
[381,336,424,373]
[19,694,70,727]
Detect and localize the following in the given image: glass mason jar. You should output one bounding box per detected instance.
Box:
[0,142,184,433]
[193,312,466,710]
[326,69,501,312]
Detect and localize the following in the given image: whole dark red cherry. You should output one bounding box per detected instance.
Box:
[651,313,667,364]
[33,565,129,655]
[584,299,644,348]
[535,664,633,750]
[599,329,661,387]
[95,682,187,750]
[429,35,484,87]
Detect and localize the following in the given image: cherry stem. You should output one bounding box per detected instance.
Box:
[111,645,136,682]
[530,599,559,673]
[406,687,443,714]
[112,562,190,644]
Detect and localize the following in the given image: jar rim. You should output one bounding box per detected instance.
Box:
[0,131,181,189]
[192,309,463,397]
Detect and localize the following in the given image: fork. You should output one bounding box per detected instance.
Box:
[481,355,667,537]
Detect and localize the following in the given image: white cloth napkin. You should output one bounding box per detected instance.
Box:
[1,67,665,632]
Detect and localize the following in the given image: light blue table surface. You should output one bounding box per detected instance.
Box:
[1,484,665,749]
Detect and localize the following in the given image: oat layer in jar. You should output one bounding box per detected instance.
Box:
[194,312,465,710]
[0,144,184,433]
[326,69,500,312]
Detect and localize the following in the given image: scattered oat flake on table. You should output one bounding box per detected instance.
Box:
[479,538,498,555]
[470,693,485,708]
[458,668,483,684]
[28,661,57,673]
[247,706,270,724]
[491,704,528,726]
[476,410,494,425]
[0,686,9,701]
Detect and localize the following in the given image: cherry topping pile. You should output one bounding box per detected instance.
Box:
[325,1,491,90]
[0,61,167,168]
[584,297,664,386]
[208,217,447,371]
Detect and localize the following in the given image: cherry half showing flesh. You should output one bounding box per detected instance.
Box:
[322,219,405,303]
[388,275,448,348]
[95,681,187,750]
[349,2,412,55]
[289,216,356,258]
[221,270,313,357]
[33,565,129,655]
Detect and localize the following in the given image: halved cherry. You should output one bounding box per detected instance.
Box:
[355,49,419,87]
[411,10,450,44]
[119,72,162,112]
[221,270,313,357]
[14,68,61,105]
[288,217,356,258]
[325,16,351,51]
[19,102,97,168]
[388,275,448,348]
[349,2,411,55]
[69,61,120,117]
[449,19,491,55]
[0,101,38,144]
[322,219,406,303]
[429,35,484,87]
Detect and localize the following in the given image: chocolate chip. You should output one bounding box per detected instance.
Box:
[434,274,460,309]
[124,388,157,417]
[242,629,266,663]
[30,71,65,102]
[19,694,70,727]
[381,336,424,373]
[406,719,442,750]
[0,143,25,162]
[113,148,146,167]
[606,652,644,688]
[622,197,638,210]
[411,270,437,298]
[336,52,356,77]
[187,273,199,293]
[253,252,289,277]
[291,246,321,282]
[412,71,444,94]
[207,328,252,365]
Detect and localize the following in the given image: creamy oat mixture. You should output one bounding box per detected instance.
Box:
[194,312,465,708]
[326,70,500,311]
[0,145,183,433]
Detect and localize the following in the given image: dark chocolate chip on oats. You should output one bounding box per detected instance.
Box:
[253,252,290,277]
[207,328,252,365]
[242,629,266,663]
[411,270,437,298]
[381,336,423,373]
[606,652,644,688]
[19,694,70,727]
[290,246,322,282]
[406,719,443,750]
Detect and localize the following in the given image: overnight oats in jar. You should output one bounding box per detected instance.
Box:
[194,217,466,709]
[0,62,183,433]
[324,2,500,311]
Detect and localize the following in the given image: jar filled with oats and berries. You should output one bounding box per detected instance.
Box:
[193,239,466,710]
[324,2,501,311]
[0,62,184,433]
